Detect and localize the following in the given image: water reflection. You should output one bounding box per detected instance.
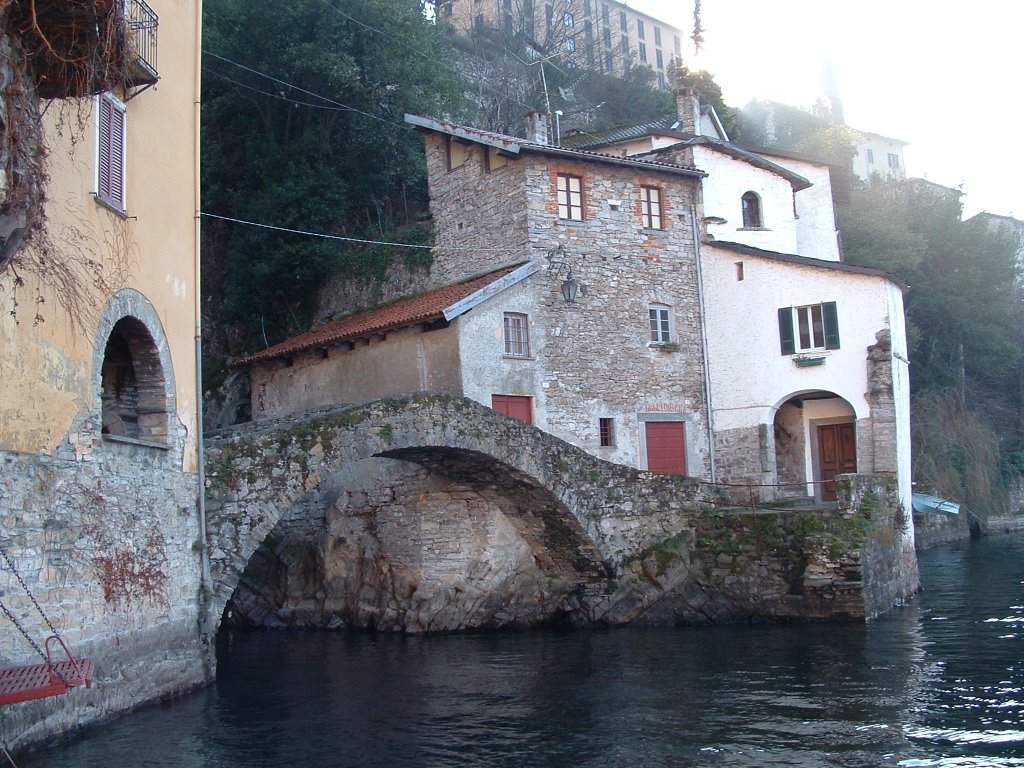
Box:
[17,535,1024,767]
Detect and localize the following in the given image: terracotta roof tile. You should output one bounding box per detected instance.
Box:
[235,264,521,368]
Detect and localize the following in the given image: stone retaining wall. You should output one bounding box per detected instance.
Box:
[0,443,208,752]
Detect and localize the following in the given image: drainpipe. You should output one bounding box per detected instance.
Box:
[193,0,212,637]
[691,205,717,483]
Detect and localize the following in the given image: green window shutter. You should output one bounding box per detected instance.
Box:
[778,307,795,355]
[823,301,840,349]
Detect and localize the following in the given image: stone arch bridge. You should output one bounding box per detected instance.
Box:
[204,394,915,632]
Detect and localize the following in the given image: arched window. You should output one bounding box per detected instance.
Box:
[100,317,169,444]
[741,191,763,228]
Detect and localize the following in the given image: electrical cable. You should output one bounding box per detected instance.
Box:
[198,214,536,256]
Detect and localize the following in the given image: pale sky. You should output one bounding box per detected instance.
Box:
[628,0,1021,219]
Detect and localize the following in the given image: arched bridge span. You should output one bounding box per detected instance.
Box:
[203,394,705,627]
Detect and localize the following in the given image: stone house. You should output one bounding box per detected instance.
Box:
[241,89,911,517]
[0,0,207,750]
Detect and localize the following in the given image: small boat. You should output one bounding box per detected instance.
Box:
[912,492,960,517]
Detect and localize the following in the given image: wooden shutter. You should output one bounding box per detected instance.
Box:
[822,301,840,349]
[98,94,125,210]
[778,307,795,355]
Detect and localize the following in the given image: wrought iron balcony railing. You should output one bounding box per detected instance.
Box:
[125,0,159,90]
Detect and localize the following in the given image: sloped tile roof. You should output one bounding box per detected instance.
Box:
[234,264,521,368]
[560,116,677,148]
[405,114,705,179]
[708,240,898,283]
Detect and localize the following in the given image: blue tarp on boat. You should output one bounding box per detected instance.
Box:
[912,492,960,516]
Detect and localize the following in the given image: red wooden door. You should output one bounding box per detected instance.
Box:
[818,422,856,501]
[491,395,532,425]
[645,421,687,475]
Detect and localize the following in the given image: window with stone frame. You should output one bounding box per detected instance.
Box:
[741,191,763,228]
[503,312,530,357]
[556,173,584,220]
[649,304,674,343]
[641,185,662,229]
[777,302,840,354]
[599,417,615,447]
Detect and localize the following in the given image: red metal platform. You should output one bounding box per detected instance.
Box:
[0,635,94,706]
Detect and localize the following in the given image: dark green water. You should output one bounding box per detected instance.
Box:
[18,534,1024,767]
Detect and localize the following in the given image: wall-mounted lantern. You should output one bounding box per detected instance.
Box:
[547,246,584,304]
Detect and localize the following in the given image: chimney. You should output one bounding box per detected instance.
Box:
[525,111,550,146]
[675,87,701,135]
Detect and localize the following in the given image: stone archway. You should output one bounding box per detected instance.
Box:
[204,396,638,633]
[772,391,857,501]
[225,449,608,633]
[91,288,182,453]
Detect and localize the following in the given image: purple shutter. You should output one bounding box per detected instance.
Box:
[98,95,125,210]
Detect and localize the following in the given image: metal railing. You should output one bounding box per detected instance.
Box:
[127,0,159,77]
[700,478,842,514]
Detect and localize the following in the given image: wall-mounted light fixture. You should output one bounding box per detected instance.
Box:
[547,245,583,304]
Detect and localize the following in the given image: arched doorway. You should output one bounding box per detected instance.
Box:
[773,391,857,502]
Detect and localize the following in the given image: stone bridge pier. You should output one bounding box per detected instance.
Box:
[204,394,918,633]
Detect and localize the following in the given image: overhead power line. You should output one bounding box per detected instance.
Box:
[200,212,534,255]
[202,67,401,126]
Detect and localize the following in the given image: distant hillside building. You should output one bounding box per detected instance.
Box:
[852,130,908,183]
[437,0,684,87]
[969,212,1024,260]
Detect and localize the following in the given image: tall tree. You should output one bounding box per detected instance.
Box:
[839,179,1024,512]
[202,0,464,354]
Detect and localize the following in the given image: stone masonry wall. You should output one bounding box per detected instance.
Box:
[205,395,918,633]
[425,134,532,287]
[864,329,898,474]
[226,458,580,632]
[0,440,207,752]
[421,128,711,475]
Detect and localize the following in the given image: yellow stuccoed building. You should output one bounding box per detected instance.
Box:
[0,0,211,751]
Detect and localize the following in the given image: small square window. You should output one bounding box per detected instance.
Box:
[599,418,615,447]
[557,173,584,221]
[503,312,530,357]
